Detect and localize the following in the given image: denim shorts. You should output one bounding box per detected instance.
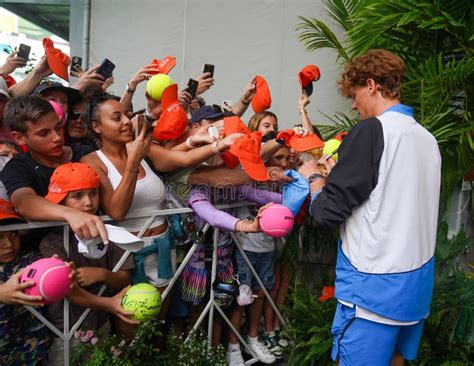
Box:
[235,250,276,291]
[331,302,425,365]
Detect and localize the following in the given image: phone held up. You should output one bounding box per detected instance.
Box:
[70,56,83,75]
[17,44,31,61]
[96,58,116,79]
[187,79,199,99]
[203,64,215,78]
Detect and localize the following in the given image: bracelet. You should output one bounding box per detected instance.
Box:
[125,83,136,93]
[211,140,224,154]
[240,97,250,105]
[125,168,139,174]
[237,220,246,233]
[308,173,324,184]
[299,108,307,115]
[185,137,197,149]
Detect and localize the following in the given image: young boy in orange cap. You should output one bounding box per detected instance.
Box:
[0,96,108,245]
[39,162,137,364]
[0,198,51,365]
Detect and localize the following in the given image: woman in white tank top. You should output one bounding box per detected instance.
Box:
[80,94,242,330]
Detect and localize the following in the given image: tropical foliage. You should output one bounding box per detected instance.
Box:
[297,0,474,208]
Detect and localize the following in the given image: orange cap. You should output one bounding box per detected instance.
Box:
[277,130,324,152]
[0,199,24,222]
[251,76,272,113]
[152,84,188,141]
[148,56,176,75]
[43,38,71,82]
[223,116,250,137]
[298,65,320,96]
[220,116,251,168]
[45,163,100,204]
[229,132,268,181]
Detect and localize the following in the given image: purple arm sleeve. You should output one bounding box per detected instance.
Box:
[188,186,239,232]
[234,184,282,205]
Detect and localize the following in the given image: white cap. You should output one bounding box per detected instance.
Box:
[76,224,144,259]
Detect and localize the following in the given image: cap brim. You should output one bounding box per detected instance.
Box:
[161,84,178,109]
[36,85,82,105]
[239,159,268,181]
[289,134,324,152]
[105,224,145,252]
[45,191,68,204]
[224,116,250,136]
[191,111,223,124]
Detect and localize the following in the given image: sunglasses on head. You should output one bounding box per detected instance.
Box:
[210,104,223,113]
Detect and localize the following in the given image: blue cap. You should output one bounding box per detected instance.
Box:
[190,105,234,124]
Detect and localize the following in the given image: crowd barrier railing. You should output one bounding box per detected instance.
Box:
[0,202,286,365]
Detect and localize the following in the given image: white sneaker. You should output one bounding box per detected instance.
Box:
[227,346,245,366]
[247,337,276,364]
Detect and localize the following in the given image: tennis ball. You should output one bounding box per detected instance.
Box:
[121,283,161,321]
[146,74,174,101]
[259,203,294,238]
[20,258,72,304]
[322,139,341,161]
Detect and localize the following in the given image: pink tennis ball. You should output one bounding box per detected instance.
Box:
[20,258,72,304]
[259,203,294,238]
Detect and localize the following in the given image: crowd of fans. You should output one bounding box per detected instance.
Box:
[0,40,325,365]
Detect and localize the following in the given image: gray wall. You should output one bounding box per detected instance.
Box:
[75,0,350,128]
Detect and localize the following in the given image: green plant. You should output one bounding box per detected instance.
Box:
[286,286,337,365]
[166,330,226,365]
[297,0,474,210]
[409,221,474,365]
[73,322,226,366]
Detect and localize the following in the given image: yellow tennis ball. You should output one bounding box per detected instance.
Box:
[322,139,341,161]
[146,74,174,101]
[121,283,161,321]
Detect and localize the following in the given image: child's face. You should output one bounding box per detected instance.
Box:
[13,111,63,157]
[63,188,99,215]
[267,147,290,170]
[0,143,18,159]
[41,90,68,116]
[0,231,20,263]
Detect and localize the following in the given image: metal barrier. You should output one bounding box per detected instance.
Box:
[0,202,286,365]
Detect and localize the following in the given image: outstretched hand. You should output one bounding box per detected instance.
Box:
[108,286,140,325]
[241,76,257,104]
[0,270,43,307]
[0,52,27,75]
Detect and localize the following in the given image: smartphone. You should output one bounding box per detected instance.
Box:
[17,44,31,61]
[208,126,219,140]
[96,58,115,79]
[203,64,215,77]
[70,56,83,75]
[187,78,199,99]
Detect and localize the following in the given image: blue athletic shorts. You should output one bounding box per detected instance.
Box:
[331,302,425,365]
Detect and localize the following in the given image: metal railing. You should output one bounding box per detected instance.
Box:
[0,202,286,365]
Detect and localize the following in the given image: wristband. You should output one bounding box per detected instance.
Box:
[211,140,224,154]
[308,173,324,184]
[240,97,250,105]
[125,83,136,93]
